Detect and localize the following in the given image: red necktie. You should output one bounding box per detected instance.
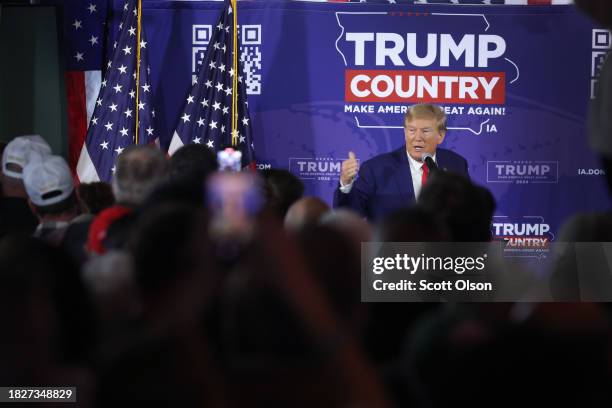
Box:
[421,163,429,186]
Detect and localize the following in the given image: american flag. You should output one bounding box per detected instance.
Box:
[168,0,255,168]
[76,0,156,183]
[54,0,107,175]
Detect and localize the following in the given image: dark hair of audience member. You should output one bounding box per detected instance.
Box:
[260,168,304,219]
[296,224,364,330]
[127,203,213,305]
[31,190,78,217]
[377,207,449,242]
[0,237,60,384]
[95,331,225,407]
[101,211,138,253]
[93,204,224,406]
[284,196,330,233]
[217,218,320,362]
[575,0,612,27]
[217,214,392,407]
[168,143,217,183]
[418,172,496,241]
[403,303,611,408]
[144,144,217,208]
[112,145,168,206]
[77,182,115,215]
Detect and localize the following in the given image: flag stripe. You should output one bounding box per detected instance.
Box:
[85,70,102,126]
[76,142,101,183]
[168,131,185,156]
[65,71,88,174]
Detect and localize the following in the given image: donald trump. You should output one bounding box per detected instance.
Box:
[334,103,469,220]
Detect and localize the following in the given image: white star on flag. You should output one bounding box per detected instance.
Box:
[78,0,158,183]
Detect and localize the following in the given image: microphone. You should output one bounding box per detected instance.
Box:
[422,153,438,172]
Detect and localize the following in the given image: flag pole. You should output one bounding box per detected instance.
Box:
[135,0,142,144]
[231,0,238,146]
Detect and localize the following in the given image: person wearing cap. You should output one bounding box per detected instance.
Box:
[333,104,469,221]
[23,155,78,241]
[0,135,52,239]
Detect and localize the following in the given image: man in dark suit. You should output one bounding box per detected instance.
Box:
[333,104,468,221]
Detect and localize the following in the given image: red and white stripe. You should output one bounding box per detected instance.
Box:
[66,70,102,183]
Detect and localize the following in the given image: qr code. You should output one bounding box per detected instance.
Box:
[591,29,611,99]
[241,25,262,95]
[192,47,206,73]
[592,29,612,50]
[192,25,212,85]
[241,45,262,94]
[191,23,262,95]
[193,25,212,45]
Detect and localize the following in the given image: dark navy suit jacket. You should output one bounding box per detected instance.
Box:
[333,147,469,221]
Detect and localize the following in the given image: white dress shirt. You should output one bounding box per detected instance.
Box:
[340,151,436,200]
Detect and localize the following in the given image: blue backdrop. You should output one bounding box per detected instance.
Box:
[115,1,610,239]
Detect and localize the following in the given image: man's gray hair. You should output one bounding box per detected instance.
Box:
[112,145,167,205]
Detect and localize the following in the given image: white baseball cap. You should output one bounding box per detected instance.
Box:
[2,135,52,179]
[23,155,74,207]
